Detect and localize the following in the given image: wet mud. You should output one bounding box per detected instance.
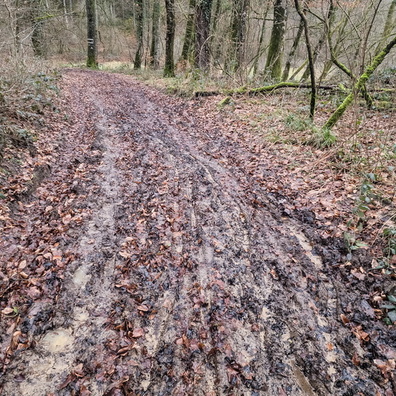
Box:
[1,70,395,396]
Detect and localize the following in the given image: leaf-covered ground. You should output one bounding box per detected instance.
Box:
[0,69,395,395]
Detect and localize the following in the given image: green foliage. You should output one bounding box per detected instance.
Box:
[383,227,396,257]
[311,127,337,148]
[217,96,232,108]
[284,114,311,131]
[380,292,396,325]
[351,174,381,224]
[344,232,368,253]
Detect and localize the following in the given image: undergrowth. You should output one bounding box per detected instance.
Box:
[0,58,58,161]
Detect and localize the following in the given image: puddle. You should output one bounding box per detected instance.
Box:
[73,266,91,288]
[41,329,73,353]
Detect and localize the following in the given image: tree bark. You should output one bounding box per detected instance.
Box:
[150,0,160,69]
[324,35,396,130]
[282,18,304,81]
[294,0,316,119]
[164,0,176,77]
[252,4,270,76]
[301,31,325,82]
[180,0,196,63]
[86,0,98,68]
[194,0,213,71]
[133,0,144,69]
[265,0,287,80]
[30,0,45,57]
[229,0,250,72]
[375,0,396,55]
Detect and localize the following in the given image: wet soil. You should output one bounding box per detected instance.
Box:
[0,70,395,395]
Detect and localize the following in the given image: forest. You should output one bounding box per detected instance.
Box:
[0,0,396,395]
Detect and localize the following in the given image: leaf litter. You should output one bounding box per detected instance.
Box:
[0,69,395,395]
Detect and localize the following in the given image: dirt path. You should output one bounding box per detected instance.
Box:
[0,70,394,395]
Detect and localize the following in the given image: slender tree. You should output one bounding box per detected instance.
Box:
[294,0,316,119]
[86,0,98,68]
[164,0,176,77]
[282,18,304,81]
[252,3,270,76]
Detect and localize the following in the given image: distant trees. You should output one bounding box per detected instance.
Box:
[1,0,395,101]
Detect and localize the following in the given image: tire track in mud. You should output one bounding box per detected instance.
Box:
[1,80,127,395]
[1,70,387,395]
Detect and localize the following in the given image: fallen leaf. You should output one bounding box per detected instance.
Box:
[1,307,14,315]
[132,328,144,338]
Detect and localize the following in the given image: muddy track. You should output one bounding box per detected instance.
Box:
[0,70,392,395]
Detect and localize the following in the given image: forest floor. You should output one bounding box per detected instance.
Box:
[0,69,395,395]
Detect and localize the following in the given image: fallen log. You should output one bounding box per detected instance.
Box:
[194,82,336,97]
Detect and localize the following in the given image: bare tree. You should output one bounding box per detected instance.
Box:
[86,0,98,68]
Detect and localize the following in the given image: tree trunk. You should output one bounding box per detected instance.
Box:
[282,18,304,81]
[30,0,45,57]
[150,0,160,69]
[86,0,98,68]
[375,0,396,55]
[133,0,144,69]
[265,0,287,81]
[164,0,176,77]
[301,31,325,82]
[324,35,396,130]
[294,0,316,119]
[229,0,250,72]
[252,4,270,76]
[179,0,196,64]
[194,0,213,71]
[326,0,373,108]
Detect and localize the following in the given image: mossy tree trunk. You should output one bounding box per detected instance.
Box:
[194,0,213,71]
[324,35,396,130]
[149,0,160,69]
[325,0,373,108]
[179,0,196,64]
[229,0,250,72]
[133,0,144,69]
[264,0,287,81]
[86,0,98,68]
[164,0,176,77]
